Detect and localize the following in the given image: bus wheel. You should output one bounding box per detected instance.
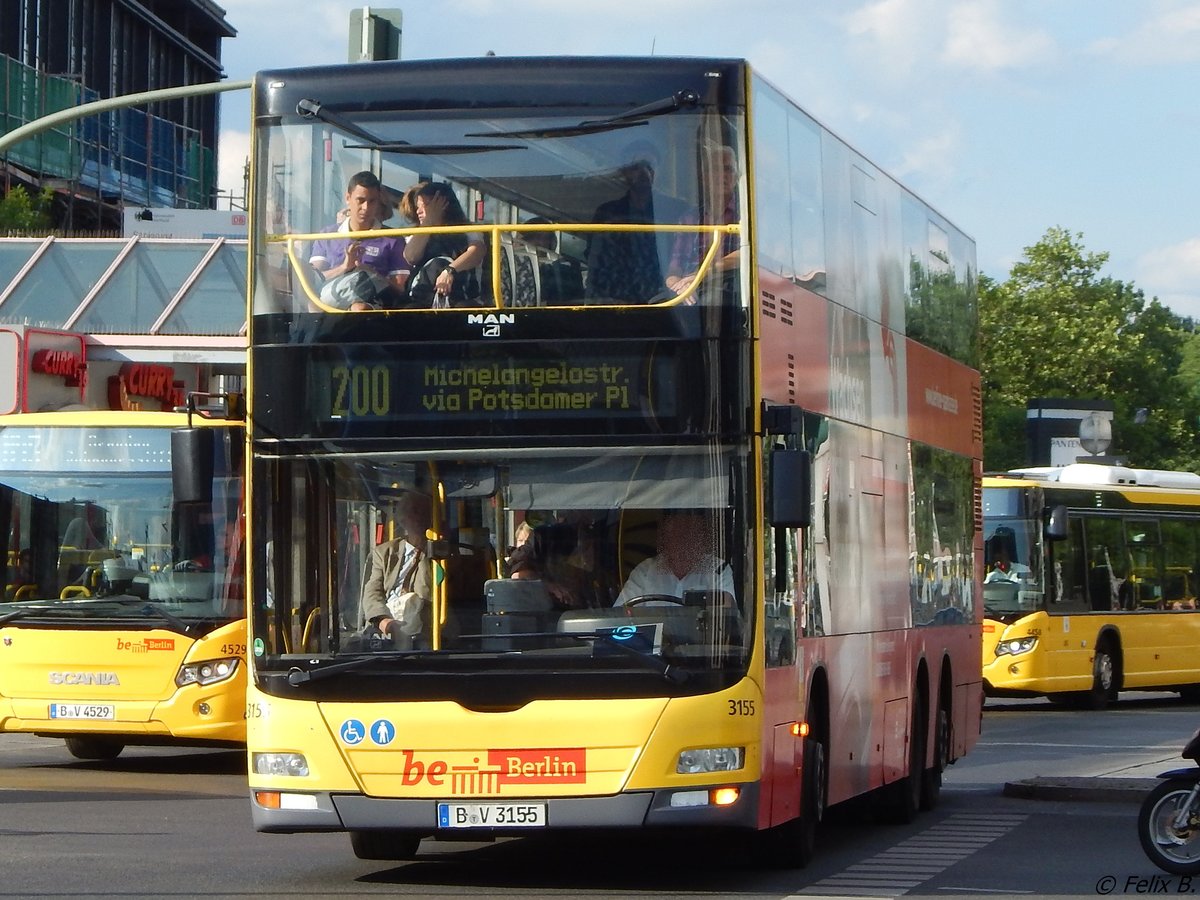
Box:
[64,736,124,760]
[1085,644,1118,710]
[751,736,825,869]
[920,703,949,811]
[797,736,827,866]
[349,829,422,861]
[887,694,925,824]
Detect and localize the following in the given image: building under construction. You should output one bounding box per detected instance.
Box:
[0,0,236,232]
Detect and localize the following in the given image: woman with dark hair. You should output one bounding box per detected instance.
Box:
[401,182,487,306]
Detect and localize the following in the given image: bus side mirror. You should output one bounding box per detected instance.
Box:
[1046,504,1068,541]
[770,448,811,528]
[172,429,213,504]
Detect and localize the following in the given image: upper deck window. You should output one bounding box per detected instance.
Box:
[252,90,747,315]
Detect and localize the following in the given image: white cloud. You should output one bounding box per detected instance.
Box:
[1088,3,1200,65]
[941,1,1055,71]
[843,0,1054,77]
[1136,238,1200,319]
[844,0,941,79]
[893,124,961,183]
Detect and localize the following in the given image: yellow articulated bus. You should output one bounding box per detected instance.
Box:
[0,395,246,760]
[233,55,983,866]
[983,464,1200,709]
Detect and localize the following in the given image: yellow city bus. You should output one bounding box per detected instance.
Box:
[234,56,982,865]
[0,401,246,759]
[983,464,1200,709]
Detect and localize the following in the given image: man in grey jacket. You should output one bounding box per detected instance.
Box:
[360,492,434,648]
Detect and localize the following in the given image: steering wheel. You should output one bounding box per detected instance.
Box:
[623,594,686,608]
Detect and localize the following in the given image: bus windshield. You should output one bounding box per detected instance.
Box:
[981,517,1043,618]
[0,426,243,625]
[254,65,745,314]
[253,446,752,683]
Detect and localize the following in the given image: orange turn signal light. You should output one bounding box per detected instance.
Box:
[711,787,740,806]
[254,791,282,809]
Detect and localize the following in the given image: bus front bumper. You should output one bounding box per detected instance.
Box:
[250,783,761,834]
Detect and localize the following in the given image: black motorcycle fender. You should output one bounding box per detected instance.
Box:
[1154,768,1200,782]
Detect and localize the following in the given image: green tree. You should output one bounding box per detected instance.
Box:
[981,227,1200,472]
[0,186,54,233]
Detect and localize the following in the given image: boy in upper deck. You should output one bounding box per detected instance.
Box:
[309,170,409,310]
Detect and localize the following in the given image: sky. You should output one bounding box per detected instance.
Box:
[212,0,1200,319]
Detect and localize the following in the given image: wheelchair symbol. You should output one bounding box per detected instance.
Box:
[340,719,366,745]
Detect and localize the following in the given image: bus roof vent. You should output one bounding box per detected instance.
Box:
[1050,463,1200,490]
[1128,469,1200,490]
[1003,467,1060,481]
[1055,463,1139,485]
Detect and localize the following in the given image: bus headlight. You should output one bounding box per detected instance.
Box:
[677,746,745,774]
[175,657,239,687]
[252,752,310,777]
[994,637,1037,657]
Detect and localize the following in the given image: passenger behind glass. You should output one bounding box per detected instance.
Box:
[585,141,674,304]
[308,170,409,311]
[615,509,734,605]
[401,182,487,308]
[360,492,434,649]
[665,145,741,303]
[508,523,596,609]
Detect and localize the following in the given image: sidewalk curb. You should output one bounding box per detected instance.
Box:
[1003,776,1158,803]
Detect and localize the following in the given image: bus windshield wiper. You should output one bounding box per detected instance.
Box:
[136,603,195,636]
[343,142,527,155]
[296,98,385,146]
[285,651,431,685]
[568,631,689,685]
[0,606,36,626]
[466,89,700,140]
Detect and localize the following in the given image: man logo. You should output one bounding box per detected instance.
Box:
[467,313,515,338]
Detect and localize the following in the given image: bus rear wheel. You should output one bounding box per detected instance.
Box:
[349,829,422,861]
[64,736,124,760]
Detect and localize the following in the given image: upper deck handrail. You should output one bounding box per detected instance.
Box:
[271,221,738,313]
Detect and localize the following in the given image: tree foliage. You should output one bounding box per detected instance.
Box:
[981,227,1200,472]
[0,186,54,233]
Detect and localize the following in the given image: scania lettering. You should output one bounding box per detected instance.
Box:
[48,673,120,686]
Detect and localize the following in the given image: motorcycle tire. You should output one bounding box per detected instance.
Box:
[1139,778,1200,876]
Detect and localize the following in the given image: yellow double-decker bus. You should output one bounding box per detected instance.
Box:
[0,332,246,759]
[983,463,1200,709]
[233,55,982,866]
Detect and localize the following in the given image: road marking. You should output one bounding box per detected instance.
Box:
[791,812,1029,897]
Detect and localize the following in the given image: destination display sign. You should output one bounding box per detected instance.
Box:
[254,341,719,440]
[324,358,650,419]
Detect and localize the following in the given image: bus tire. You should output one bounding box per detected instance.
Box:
[1178,685,1200,704]
[887,693,925,824]
[797,736,827,866]
[349,829,422,861]
[751,736,826,869]
[920,702,949,811]
[1084,643,1118,710]
[63,736,124,760]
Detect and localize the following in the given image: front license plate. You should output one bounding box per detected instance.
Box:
[437,802,546,828]
[48,703,115,720]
